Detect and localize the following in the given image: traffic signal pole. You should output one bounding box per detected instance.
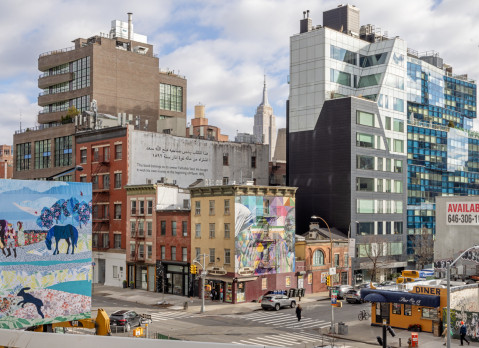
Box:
[193,253,209,314]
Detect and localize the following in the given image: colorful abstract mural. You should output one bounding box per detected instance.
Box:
[0,179,92,329]
[235,196,295,275]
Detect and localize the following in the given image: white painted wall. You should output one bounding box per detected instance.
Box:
[93,251,126,287]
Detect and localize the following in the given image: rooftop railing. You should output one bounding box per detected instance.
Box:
[39,46,75,58]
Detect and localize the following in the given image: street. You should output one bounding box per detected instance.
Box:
[92,293,374,347]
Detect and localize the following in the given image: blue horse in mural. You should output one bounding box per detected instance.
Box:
[45,224,78,255]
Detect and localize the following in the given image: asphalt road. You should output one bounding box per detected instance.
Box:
[92,294,374,347]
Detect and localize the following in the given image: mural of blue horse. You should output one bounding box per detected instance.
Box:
[45,224,78,255]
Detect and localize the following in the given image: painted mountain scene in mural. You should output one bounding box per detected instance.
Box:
[0,179,92,329]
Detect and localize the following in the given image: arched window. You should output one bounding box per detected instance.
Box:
[313,250,325,266]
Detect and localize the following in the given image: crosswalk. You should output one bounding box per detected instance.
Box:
[235,311,332,330]
[147,311,198,322]
[230,331,352,347]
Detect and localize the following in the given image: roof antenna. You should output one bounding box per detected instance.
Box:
[303,11,306,19]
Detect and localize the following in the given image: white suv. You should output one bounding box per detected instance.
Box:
[261,295,296,311]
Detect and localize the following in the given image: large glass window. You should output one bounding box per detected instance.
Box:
[394,159,403,173]
[356,133,374,148]
[390,242,403,255]
[357,199,374,213]
[357,222,374,235]
[358,73,382,88]
[385,74,404,90]
[356,111,375,127]
[393,139,404,153]
[330,69,351,87]
[393,119,404,132]
[182,221,188,237]
[34,140,51,169]
[171,221,177,236]
[359,52,388,67]
[72,56,91,90]
[393,98,404,112]
[312,250,325,266]
[114,172,122,188]
[160,83,183,112]
[356,177,374,191]
[357,155,374,170]
[54,136,72,167]
[330,45,357,65]
[161,221,166,235]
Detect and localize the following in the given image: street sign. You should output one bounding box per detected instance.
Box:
[329,267,336,275]
[331,293,337,305]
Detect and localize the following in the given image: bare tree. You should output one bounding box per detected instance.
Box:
[411,228,434,270]
[359,235,390,282]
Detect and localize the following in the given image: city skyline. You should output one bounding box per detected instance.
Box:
[0,0,477,144]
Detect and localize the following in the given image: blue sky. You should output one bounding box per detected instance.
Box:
[0,0,478,144]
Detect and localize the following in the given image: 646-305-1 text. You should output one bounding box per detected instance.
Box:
[447,214,479,224]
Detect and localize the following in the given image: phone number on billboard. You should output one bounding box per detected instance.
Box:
[447,214,479,225]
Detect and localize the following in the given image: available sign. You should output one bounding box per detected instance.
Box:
[446,202,479,225]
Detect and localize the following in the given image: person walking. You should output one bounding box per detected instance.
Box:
[295,304,302,322]
[460,321,470,346]
[442,324,449,346]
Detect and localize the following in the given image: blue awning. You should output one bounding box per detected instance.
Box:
[364,293,387,303]
[360,288,440,307]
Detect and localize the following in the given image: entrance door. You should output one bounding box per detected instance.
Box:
[98,259,106,284]
[379,303,390,324]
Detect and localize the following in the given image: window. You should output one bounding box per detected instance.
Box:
[223,154,229,166]
[102,233,109,249]
[147,221,152,236]
[377,157,383,171]
[160,83,183,112]
[171,221,177,236]
[147,245,152,259]
[139,200,145,215]
[224,249,231,264]
[394,160,403,173]
[195,201,201,215]
[147,200,153,215]
[54,136,72,167]
[195,223,201,238]
[161,221,166,235]
[224,223,230,239]
[131,200,137,215]
[34,140,51,169]
[357,155,374,170]
[344,253,349,267]
[114,204,121,219]
[92,234,98,248]
[209,223,215,238]
[404,304,412,316]
[224,199,230,214]
[93,148,99,162]
[356,133,374,148]
[209,200,215,215]
[393,139,404,153]
[209,249,215,263]
[103,174,110,189]
[385,74,404,90]
[92,175,99,190]
[130,221,136,237]
[330,68,351,86]
[393,98,404,112]
[182,221,188,237]
[161,246,165,260]
[182,247,187,262]
[359,52,388,67]
[195,247,201,259]
[183,199,190,209]
[392,303,401,315]
[80,149,87,164]
[395,180,403,193]
[114,234,121,248]
[222,177,229,185]
[393,222,403,235]
[358,73,382,88]
[421,308,438,319]
[171,246,176,261]
[130,243,135,258]
[115,144,122,160]
[334,253,340,267]
[393,119,404,132]
[113,265,118,278]
[103,147,110,162]
[357,222,374,235]
[71,56,90,90]
[356,177,374,191]
[251,156,256,168]
[385,116,391,130]
[312,250,325,266]
[377,179,383,192]
[330,45,357,65]
[114,172,122,188]
[137,220,144,236]
[356,111,375,127]
[16,143,32,171]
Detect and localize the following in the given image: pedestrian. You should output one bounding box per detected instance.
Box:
[460,321,470,346]
[295,304,302,322]
[219,287,223,302]
[442,323,448,346]
[211,288,216,301]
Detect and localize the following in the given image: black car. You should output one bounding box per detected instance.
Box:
[109,310,142,332]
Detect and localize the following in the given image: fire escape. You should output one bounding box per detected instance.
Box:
[132,203,145,263]
[92,149,110,250]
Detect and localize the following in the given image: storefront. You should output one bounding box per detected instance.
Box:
[156,261,191,296]
[361,286,444,333]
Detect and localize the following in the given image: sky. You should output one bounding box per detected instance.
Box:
[0,0,478,144]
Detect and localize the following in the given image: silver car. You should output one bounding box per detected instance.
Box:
[330,285,353,299]
[261,294,296,311]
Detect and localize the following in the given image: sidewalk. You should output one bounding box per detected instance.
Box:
[93,283,329,315]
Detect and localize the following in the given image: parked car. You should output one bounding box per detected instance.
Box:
[345,288,364,304]
[330,285,353,299]
[379,280,396,286]
[261,294,296,311]
[109,310,142,331]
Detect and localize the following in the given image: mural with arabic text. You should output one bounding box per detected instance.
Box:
[235,196,295,275]
[0,179,92,329]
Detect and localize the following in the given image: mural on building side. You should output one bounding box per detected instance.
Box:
[235,196,295,275]
[0,179,92,329]
[443,308,479,342]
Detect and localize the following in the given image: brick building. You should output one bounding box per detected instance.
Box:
[186,104,228,142]
[0,145,13,179]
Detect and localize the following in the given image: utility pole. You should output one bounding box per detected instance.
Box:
[194,254,209,314]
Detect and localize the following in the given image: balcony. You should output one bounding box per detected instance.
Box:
[38,72,73,89]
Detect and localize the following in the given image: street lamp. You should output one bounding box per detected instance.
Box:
[194,253,209,314]
[446,245,479,348]
[46,165,84,181]
[311,215,334,333]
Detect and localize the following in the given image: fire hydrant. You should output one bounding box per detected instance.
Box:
[407,337,412,348]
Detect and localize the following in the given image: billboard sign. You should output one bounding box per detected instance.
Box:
[0,179,92,329]
[446,202,479,225]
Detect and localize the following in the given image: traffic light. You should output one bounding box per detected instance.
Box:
[326,276,331,287]
[190,265,197,274]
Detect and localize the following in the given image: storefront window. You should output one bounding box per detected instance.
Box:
[392,303,401,314]
[237,282,245,302]
[404,304,412,316]
[421,308,438,319]
[262,278,267,290]
[225,283,233,302]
